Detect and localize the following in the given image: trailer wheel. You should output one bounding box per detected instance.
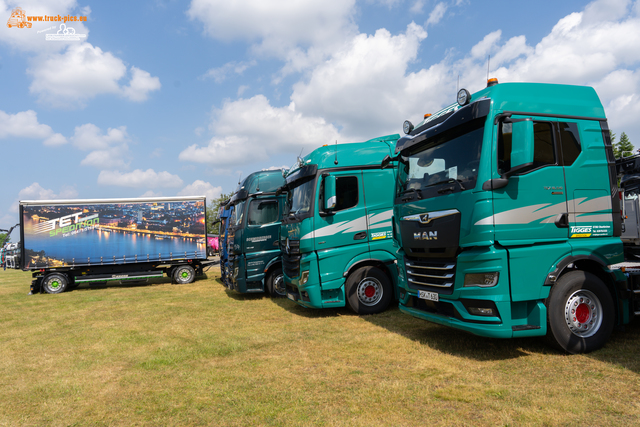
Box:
[43,273,69,294]
[546,271,614,354]
[266,267,285,298]
[345,266,392,315]
[173,265,195,284]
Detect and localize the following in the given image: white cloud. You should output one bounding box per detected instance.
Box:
[80,146,130,170]
[291,22,428,136]
[178,95,342,166]
[69,123,131,170]
[71,123,129,150]
[140,190,163,198]
[121,67,162,102]
[286,0,640,143]
[177,180,223,202]
[187,0,357,58]
[410,0,426,14]
[201,60,257,83]
[18,182,78,201]
[27,43,160,107]
[427,2,447,26]
[0,109,67,145]
[97,169,184,189]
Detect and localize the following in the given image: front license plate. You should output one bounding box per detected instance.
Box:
[418,290,439,302]
[287,293,296,301]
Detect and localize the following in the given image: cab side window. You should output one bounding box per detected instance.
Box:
[498,120,556,175]
[335,176,358,211]
[559,122,581,166]
[247,200,279,226]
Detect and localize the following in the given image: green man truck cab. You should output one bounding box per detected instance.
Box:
[281,135,400,315]
[225,170,287,297]
[387,80,640,353]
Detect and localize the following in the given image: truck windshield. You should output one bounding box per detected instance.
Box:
[286,177,315,216]
[234,201,245,226]
[398,120,484,201]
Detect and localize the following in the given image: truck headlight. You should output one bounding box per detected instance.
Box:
[300,270,309,285]
[463,272,499,287]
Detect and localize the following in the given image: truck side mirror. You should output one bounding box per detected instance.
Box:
[506,119,534,177]
[324,175,336,211]
[381,155,391,169]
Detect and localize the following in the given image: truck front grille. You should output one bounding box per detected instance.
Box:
[281,239,301,278]
[405,256,456,295]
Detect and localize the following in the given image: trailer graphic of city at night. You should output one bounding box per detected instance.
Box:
[22,200,206,269]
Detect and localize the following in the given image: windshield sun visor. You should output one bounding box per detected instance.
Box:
[395,98,491,156]
[285,164,318,187]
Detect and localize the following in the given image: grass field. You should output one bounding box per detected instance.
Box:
[1,267,640,426]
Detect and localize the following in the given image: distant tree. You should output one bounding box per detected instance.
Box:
[617,132,634,158]
[0,233,9,247]
[207,191,234,234]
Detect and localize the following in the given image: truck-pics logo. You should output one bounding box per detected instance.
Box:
[33,212,99,237]
[6,7,31,28]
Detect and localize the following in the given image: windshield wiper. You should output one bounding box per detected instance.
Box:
[436,179,466,194]
[401,188,422,201]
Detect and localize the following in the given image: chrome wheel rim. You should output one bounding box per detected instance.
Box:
[357,277,383,306]
[564,289,602,338]
[274,274,285,295]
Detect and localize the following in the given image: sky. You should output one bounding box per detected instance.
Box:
[1,0,640,231]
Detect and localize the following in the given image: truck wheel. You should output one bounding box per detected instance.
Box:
[173,265,195,284]
[266,267,285,298]
[345,266,392,315]
[546,271,614,354]
[43,273,69,294]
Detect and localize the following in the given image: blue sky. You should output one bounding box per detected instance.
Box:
[1,0,639,230]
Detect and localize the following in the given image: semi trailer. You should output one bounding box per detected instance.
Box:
[15,196,215,294]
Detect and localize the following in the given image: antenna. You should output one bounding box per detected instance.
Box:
[334,140,338,165]
[487,55,491,82]
[457,74,460,93]
[237,172,242,185]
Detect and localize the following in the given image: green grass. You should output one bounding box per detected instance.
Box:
[1,267,640,426]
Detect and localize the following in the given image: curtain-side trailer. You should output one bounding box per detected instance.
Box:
[18,196,216,294]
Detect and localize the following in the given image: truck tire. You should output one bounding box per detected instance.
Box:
[173,265,195,284]
[42,273,69,294]
[345,266,392,315]
[266,267,285,298]
[546,271,614,354]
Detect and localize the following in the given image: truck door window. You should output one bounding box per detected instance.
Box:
[559,122,581,166]
[499,121,556,175]
[247,200,279,226]
[335,176,358,211]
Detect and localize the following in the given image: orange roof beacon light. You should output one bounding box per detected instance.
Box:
[423,113,432,119]
[487,78,499,87]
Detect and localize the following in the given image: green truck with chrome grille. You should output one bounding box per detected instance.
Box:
[387,79,640,353]
[281,135,400,314]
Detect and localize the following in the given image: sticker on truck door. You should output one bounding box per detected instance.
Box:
[570,224,612,238]
[371,231,393,240]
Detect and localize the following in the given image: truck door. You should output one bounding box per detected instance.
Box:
[244,198,281,280]
[493,118,569,244]
[315,171,368,285]
[559,120,615,238]
[362,168,395,250]
[492,117,572,302]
